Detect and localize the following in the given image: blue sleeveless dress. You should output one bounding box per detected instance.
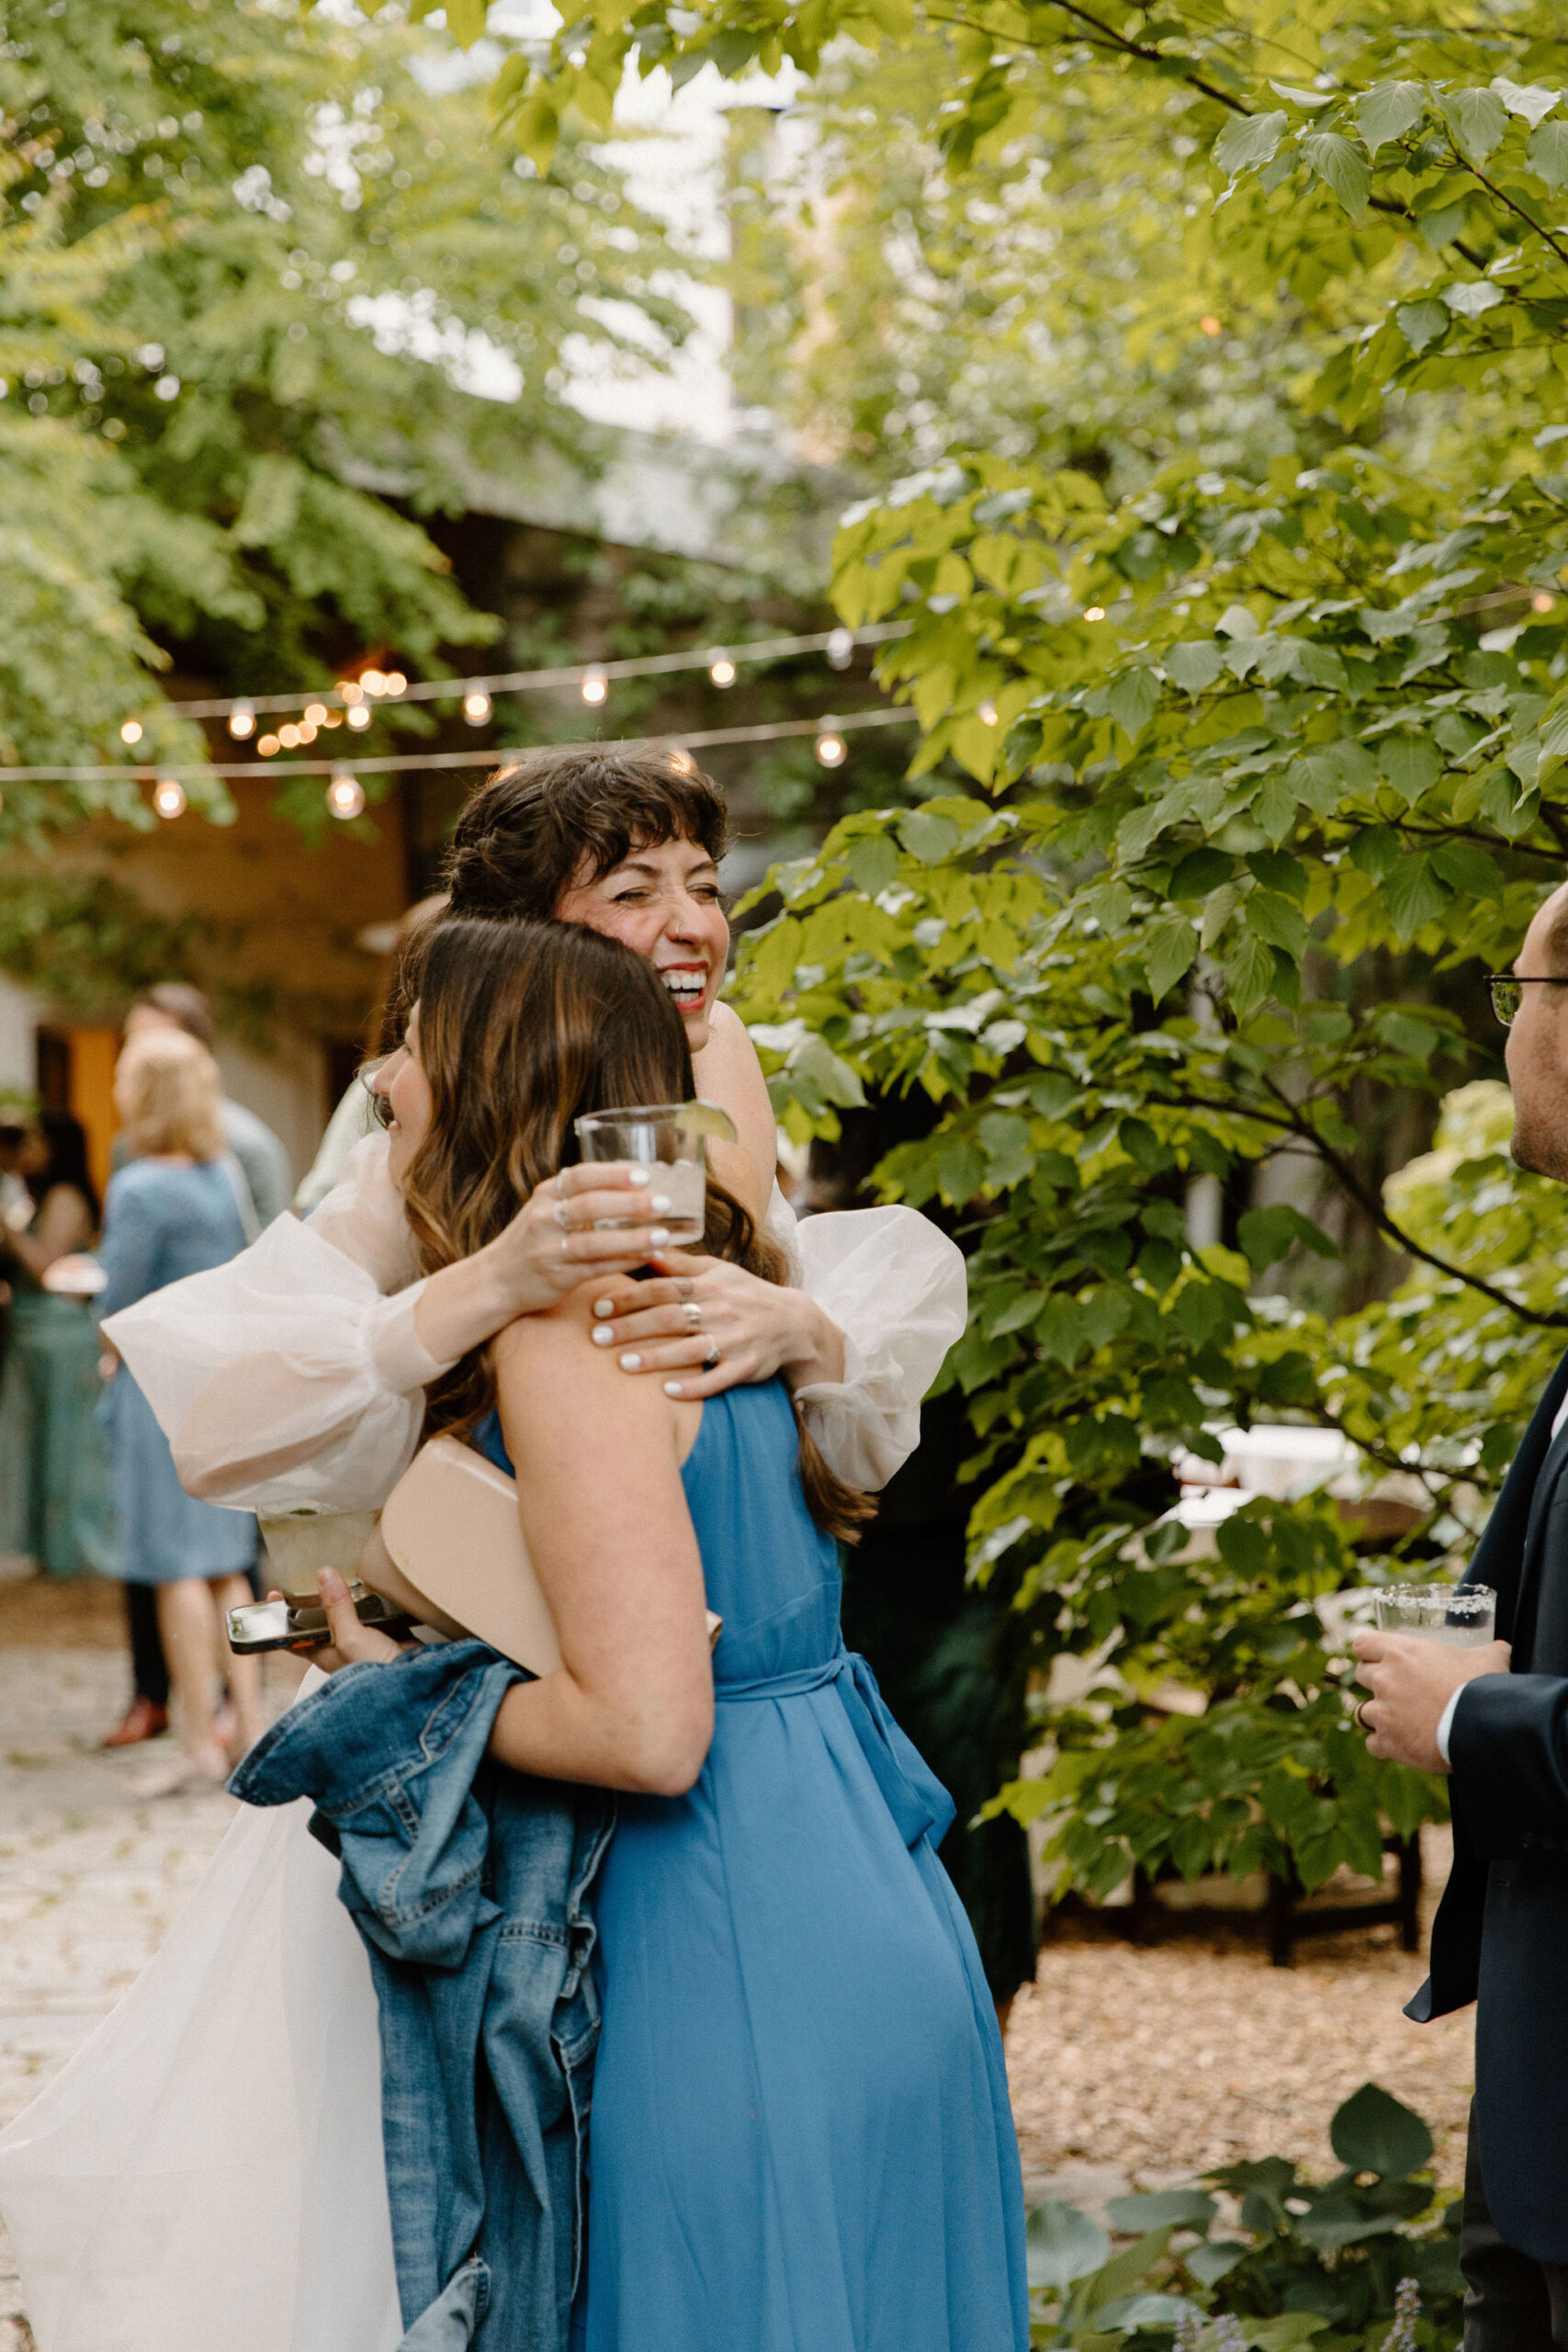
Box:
[477,1378,1028,2352]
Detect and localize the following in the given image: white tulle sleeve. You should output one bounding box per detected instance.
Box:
[766,1187,969,1492]
[101,1136,449,1514]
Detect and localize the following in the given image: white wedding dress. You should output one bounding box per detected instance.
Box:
[0,1141,965,2351]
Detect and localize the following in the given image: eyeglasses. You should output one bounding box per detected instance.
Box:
[1487,975,1568,1027]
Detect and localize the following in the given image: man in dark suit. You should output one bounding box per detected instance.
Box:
[1353,881,1568,2348]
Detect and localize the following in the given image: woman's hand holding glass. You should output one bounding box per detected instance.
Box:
[587,1252,847,1400]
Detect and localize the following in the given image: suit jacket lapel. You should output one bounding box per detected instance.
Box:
[1472,1349,1568,1649]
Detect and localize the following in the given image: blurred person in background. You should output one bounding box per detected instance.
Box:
[118,983,291,1228]
[96,1031,261,1796]
[0,1111,117,1581]
[100,982,288,1747]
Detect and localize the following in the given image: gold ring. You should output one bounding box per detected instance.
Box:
[683,1301,703,1330]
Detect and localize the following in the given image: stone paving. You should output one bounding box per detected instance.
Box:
[0,1618,301,2352]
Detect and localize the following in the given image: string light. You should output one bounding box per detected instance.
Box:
[1533,591,1556,613]
[152,777,186,819]
[815,722,848,768]
[303,703,329,727]
[257,732,281,757]
[581,664,608,707]
[708,652,737,687]
[2,707,918,790]
[1199,314,1223,337]
[140,624,912,729]
[463,691,491,724]
[326,767,366,820]
[669,748,696,775]
[977,698,998,726]
[347,704,372,729]
[120,719,143,745]
[279,722,301,749]
[228,702,254,740]
[1083,605,1106,622]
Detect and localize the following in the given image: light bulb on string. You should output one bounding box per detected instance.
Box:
[361,670,386,696]
[347,704,371,730]
[120,718,144,746]
[463,691,491,725]
[384,671,407,695]
[152,778,186,820]
[1533,591,1556,613]
[298,721,318,745]
[814,721,848,769]
[279,722,301,749]
[581,665,608,707]
[228,702,254,741]
[977,698,998,727]
[826,628,854,672]
[338,679,364,704]
[1083,605,1105,623]
[258,733,281,757]
[326,767,365,820]
[668,747,696,775]
[707,652,737,688]
[304,703,328,728]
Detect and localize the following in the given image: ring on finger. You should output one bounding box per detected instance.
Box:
[1353,1699,1372,1732]
[555,1199,572,1231]
[702,1336,720,1368]
[682,1301,703,1330]
[676,1276,695,1304]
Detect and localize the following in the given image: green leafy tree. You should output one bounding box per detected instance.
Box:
[373,1,1568,1893]
[0,0,688,846]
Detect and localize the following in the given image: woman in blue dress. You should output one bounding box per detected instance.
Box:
[98,1030,262,1795]
[324,915,1029,2352]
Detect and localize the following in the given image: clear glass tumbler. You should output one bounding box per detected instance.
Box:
[573,1102,708,1243]
[1372,1583,1496,1647]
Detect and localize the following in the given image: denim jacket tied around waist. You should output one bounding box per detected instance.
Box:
[231,1640,615,2352]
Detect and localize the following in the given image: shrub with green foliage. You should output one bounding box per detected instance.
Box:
[1027,2084,1461,2349]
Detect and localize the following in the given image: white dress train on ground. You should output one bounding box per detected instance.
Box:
[0,1674,401,2352]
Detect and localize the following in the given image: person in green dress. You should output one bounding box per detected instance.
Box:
[0,1114,117,1578]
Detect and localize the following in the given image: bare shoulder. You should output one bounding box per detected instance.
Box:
[491,1285,670,1455]
[693,1005,776,1217]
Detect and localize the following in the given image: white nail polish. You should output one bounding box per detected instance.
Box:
[592,1297,615,1317]
[651,1194,672,1215]
[627,1167,651,1187]
[649,1227,670,1248]
[620,1352,641,1370]
[592,1326,615,1346]
[663,1381,683,1397]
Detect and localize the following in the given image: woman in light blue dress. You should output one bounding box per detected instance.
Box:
[98,1031,261,1793]
[324,914,1029,2351]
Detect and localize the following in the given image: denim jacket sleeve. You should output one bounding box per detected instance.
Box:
[230,1640,525,1967]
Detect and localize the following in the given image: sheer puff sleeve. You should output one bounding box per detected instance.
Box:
[102,1136,451,1513]
[766,1188,969,1492]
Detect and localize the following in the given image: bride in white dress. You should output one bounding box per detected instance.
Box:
[0,749,965,2352]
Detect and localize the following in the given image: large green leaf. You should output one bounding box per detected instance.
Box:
[1330,2083,1435,2179]
[1025,2199,1110,2291]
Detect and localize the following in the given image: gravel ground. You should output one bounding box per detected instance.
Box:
[0,1577,1479,2345]
[1007,1842,1474,2208]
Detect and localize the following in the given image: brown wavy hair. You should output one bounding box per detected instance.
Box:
[397,915,873,1542]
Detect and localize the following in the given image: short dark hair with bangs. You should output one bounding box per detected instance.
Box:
[443,745,728,923]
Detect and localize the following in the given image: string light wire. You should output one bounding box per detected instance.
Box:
[128,623,912,727]
[0,705,919,787]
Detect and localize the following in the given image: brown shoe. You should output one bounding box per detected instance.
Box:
[100,1697,170,1748]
